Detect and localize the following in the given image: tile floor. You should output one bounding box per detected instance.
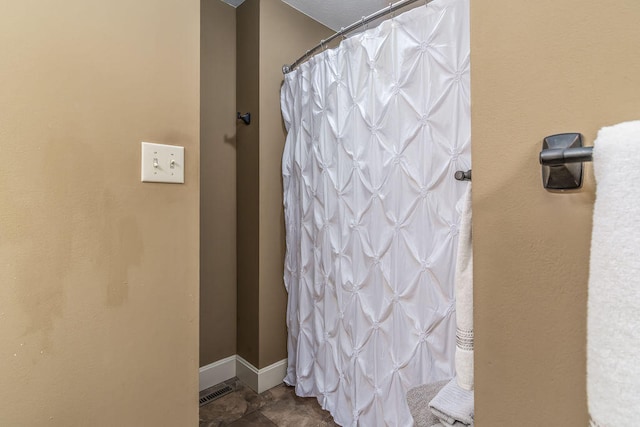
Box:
[199,378,339,427]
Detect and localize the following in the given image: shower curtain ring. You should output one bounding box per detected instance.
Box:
[361,16,367,30]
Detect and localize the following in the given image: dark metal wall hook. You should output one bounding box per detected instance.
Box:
[237,112,251,125]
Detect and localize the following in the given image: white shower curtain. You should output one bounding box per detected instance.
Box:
[281,0,470,425]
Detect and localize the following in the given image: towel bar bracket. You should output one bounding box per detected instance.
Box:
[540,133,592,191]
[454,169,472,181]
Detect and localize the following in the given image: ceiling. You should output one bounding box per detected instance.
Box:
[220,0,394,31]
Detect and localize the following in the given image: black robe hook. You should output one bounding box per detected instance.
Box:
[237,112,251,125]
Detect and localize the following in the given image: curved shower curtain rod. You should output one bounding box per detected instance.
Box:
[282,0,434,74]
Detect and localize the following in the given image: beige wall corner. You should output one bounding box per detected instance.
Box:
[471,0,640,424]
[0,0,200,425]
[257,0,333,369]
[236,0,261,368]
[200,0,238,367]
[234,0,331,370]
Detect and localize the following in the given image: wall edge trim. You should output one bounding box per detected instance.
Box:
[257,358,288,393]
[199,355,237,392]
[200,356,287,394]
[236,356,288,393]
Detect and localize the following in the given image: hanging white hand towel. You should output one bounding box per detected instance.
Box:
[588,120,640,426]
[455,184,473,390]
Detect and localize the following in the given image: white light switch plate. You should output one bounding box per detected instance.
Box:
[141,142,184,184]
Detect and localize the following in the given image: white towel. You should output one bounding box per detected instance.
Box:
[429,378,474,426]
[406,379,451,427]
[588,120,640,426]
[455,184,474,390]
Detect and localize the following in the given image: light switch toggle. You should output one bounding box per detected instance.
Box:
[141,142,185,183]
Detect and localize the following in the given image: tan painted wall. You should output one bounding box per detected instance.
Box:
[235,0,332,369]
[200,0,237,366]
[0,1,200,425]
[472,1,640,424]
[236,0,261,367]
[258,0,333,368]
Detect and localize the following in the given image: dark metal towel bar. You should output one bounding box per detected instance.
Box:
[539,146,593,166]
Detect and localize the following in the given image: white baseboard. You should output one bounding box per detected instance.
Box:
[200,355,287,394]
[235,355,259,392]
[257,358,288,393]
[236,356,288,393]
[199,355,236,391]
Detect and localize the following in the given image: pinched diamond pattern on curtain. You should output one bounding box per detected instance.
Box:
[280,0,470,425]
